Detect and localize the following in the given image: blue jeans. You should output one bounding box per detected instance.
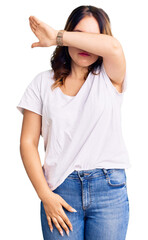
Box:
[40,168,130,240]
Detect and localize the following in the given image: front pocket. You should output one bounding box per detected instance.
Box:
[105,169,126,187]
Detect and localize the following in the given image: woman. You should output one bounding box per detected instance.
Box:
[17,5,131,240]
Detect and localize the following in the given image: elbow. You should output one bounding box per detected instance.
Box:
[112,38,123,53]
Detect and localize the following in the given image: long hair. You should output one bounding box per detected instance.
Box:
[50,5,113,90]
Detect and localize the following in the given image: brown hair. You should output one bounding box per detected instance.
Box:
[50,5,113,90]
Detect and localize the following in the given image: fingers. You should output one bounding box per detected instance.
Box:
[46,205,73,236]
[47,216,53,232]
[29,19,40,48]
[60,196,77,213]
[47,214,71,236]
[29,16,41,25]
[42,194,76,236]
[57,215,70,236]
[60,207,73,231]
[29,19,37,32]
[31,42,40,48]
[51,216,65,237]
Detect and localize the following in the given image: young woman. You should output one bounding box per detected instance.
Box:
[17,5,131,240]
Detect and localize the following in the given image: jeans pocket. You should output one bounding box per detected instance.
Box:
[104,169,126,187]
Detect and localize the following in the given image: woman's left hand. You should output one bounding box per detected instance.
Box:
[29,16,58,48]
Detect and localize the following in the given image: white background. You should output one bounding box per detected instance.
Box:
[1,0,148,239]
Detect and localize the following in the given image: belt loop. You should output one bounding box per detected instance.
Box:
[102,168,108,175]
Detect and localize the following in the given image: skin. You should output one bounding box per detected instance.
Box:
[61,16,101,96]
[67,17,100,80]
[20,15,126,237]
[29,15,126,94]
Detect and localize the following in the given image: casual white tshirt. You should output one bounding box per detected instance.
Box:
[16,62,131,191]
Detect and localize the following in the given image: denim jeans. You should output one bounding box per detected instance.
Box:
[40,168,129,240]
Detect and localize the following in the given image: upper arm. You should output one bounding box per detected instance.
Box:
[101,61,128,96]
[20,109,42,147]
[103,41,126,88]
[16,72,43,145]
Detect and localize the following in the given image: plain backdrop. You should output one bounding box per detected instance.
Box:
[1,0,148,239]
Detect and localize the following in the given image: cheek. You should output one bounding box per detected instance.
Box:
[91,54,99,61]
[68,47,77,59]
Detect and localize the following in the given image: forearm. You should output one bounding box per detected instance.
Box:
[55,30,120,58]
[20,142,53,202]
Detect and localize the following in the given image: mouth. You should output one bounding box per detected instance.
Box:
[78,51,91,56]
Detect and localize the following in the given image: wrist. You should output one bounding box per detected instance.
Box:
[50,30,59,46]
[55,30,66,46]
[54,30,59,45]
[38,186,54,202]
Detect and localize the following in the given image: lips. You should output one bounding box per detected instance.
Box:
[79,52,90,56]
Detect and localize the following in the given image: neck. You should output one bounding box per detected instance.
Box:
[69,62,88,81]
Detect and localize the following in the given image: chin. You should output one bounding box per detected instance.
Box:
[76,60,94,67]
[80,63,95,68]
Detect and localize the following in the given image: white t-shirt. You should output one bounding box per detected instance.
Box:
[16,62,131,191]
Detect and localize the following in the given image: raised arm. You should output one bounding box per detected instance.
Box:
[29,15,126,87]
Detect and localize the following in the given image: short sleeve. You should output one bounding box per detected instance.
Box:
[16,72,43,116]
[101,62,127,96]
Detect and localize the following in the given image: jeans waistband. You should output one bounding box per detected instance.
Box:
[68,168,112,179]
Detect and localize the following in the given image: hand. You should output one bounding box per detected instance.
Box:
[42,192,77,237]
[29,16,58,48]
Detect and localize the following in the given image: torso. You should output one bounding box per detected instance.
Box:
[59,76,122,96]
